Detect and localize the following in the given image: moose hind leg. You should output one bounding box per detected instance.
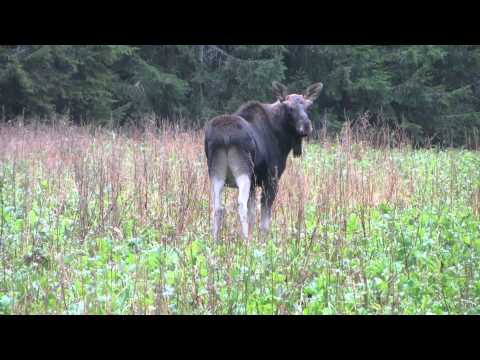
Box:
[247,187,256,237]
[228,147,253,240]
[210,151,227,242]
[211,177,225,242]
[235,174,251,240]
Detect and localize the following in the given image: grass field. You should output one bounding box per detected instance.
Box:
[0,120,479,314]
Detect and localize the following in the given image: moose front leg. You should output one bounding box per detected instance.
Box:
[260,179,278,233]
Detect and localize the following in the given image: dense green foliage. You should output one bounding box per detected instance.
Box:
[0,125,479,314]
[1,45,480,145]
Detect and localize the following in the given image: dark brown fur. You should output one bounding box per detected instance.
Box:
[235,101,270,124]
[210,115,243,128]
[204,81,323,238]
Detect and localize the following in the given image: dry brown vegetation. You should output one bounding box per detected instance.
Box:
[0,116,479,314]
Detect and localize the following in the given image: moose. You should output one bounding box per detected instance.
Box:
[204,81,324,241]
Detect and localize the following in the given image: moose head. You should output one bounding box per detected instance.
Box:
[272,81,324,156]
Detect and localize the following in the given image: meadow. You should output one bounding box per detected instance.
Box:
[0,118,479,314]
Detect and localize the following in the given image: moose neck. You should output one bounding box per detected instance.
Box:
[267,102,301,157]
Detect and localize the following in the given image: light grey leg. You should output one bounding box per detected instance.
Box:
[247,188,256,237]
[211,176,225,242]
[235,174,251,240]
[260,202,271,233]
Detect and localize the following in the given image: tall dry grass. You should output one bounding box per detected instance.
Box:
[0,114,478,314]
[0,115,476,250]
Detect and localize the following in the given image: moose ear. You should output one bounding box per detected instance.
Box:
[272,81,288,102]
[293,137,302,157]
[304,82,324,102]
